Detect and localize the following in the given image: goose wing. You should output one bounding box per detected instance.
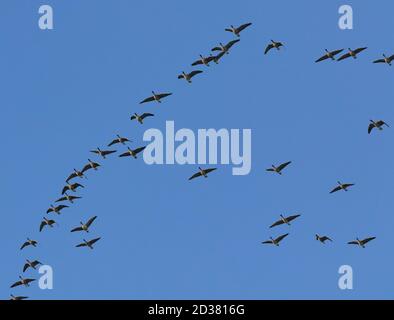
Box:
[269,219,284,228]
[275,233,289,243]
[31,260,41,268]
[23,263,30,272]
[86,216,97,228]
[277,161,291,172]
[236,22,252,33]
[189,172,202,180]
[66,172,78,182]
[108,139,119,146]
[354,47,367,54]
[266,168,275,172]
[204,168,217,175]
[20,241,30,250]
[321,236,332,242]
[101,150,116,156]
[39,221,46,232]
[10,280,23,288]
[225,39,240,50]
[191,59,203,66]
[389,54,394,62]
[57,205,69,211]
[61,185,70,195]
[329,186,342,194]
[348,240,359,245]
[264,43,274,55]
[342,183,354,189]
[213,52,225,63]
[286,214,301,222]
[262,240,274,245]
[140,95,155,104]
[368,123,375,134]
[315,54,330,63]
[76,243,87,247]
[140,113,154,120]
[376,120,389,127]
[211,46,222,52]
[88,237,101,246]
[133,146,146,155]
[337,52,351,61]
[331,49,344,56]
[46,207,54,214]
[119,151,131,157]
[189,70,203,78]
[156,93,172,100]
[373,58,385,64]
[71,226,83,233]
[361,237,376,245]
[55,196,67,203]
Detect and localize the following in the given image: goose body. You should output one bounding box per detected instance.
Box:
[330,181,354,194]
[71,216,97,233]
[55,193,81,204]
[337,47,367,61]
[315,49,344,63]
[23,259,42,272]
[108,135,131,146]
[373,54,394,66]
[130,113,154,124]
[192,54,214,67]
[225,22,252,37]
[266,161,291,175]
[10,276,36,288]
[62,182,84,195]
[90,147,116,159]
[178,70,203,83]
[262,233,289,246]
[211,39,240,55]
[270,214,301,228]
[264,40,284,55]
[81,159,100,174]
[348,237,375,248]
[189,167,217,180]
[66,169,85,183]
[20,238,38,250]
[47,204,69,215]
[76,237,101,249]
[39,217,56,232]
[140,91,172,104]
[119,146,146,159]
[315,234,333,244]
[368,120,389,134]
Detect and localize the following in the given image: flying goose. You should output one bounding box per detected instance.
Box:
[119,146,146,159]
[46,204,69,215]
[262,233,289,246]
[315,49,344,63]
[20,238,38,250]
[178,70,203,83]
[211,39,240,55]
[23,259,42,272]
[76,237,101,249]
[130,113,154,124]
[108,135,131,147]
[140,91,172,104]
[62,182,84,195]
[71,216,97,233]
[348,237,376,248]
[10,294,28,300]
[81,159,101,174]
[189,167,217,180]
[90,147,116,159]
[39,217,56,232]
[66,169,86,183]
[264,40,284,55]
[10,276,36,288]
[225,22,252,37]
[269,214,301,228]
[266,161,291,175]
[368,120,389,134]
[373,54,394,66]
[330,181,355,194]
[337,47,367,61]
[191,54,215,67]
[55,193,81,204]
[315,234,333,244]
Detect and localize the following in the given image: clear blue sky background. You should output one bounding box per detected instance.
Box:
[1,0,393,300]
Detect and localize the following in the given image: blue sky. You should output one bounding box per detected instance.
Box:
[1,0,394,299]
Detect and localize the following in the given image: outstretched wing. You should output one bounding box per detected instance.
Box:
[329,186,341,194]
[108,139,118,146]
[23,264,30,272]
[133,146,146,155]
[361,237,376,245]
[188,172,202,180]
[76,243,87,248]
[211,46,222,52]
[191,59,203,66]
[225,39,240,50]
[376,120,389,127]
[20,241,29,250]
[275,233,289,243]
[86,216,97,228]
[315,54,330,63]
[189,70,203,78]
[236,22,252,33]
[140,95,155,104]
[204,168,217,175]
[39,221,46,232]
[354,47,367,54]
[140,113,154,120]
[368,123,375,134]
[337,52,351,61]
[89,237,101,245]
[10,281,22,288]
[71,226,83,233]
[286,214,301,223]
[373,58,385,64]
[101,150,116,156]
[262,240,273,245]
[342,183,354,189]
[157,93,172,100]
[269,219,284,228]
[348,241,358,245]
[66,172,77,183]
[277,161,291,172]
[264,44,274,55]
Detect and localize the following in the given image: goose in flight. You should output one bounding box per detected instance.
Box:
[90,147,116,159]
[81,159,101,174]
[130,112,154,124]
[266,161,291,175]
[337,47,367,61]
[262,233,289,246]
[330,181,355,194]
[10,276,36,288]
[62,182,84,195]
[140,91,172,104]
[269,214,301,228]
[55,193,81,204]
[20,238,38,250]
[71,216,97,233]
[39,217,56,232]
[368,120,389,134]
[264,40,284,55]
[10,294,28,300]
[66,169,86,183]
[348,237,376,248]
[46,204,69,215]
[108,135,131,147]
[119,146,146,159]
[189,167,217,180]
[225,22,252,37]
[315,49,344,63]
[315,234,333,244]
[373,54,394,66]
[191,54,215,67]
[23,259,42,272]
[211,39,240,55]
[178,70,203,83]
[76,237,101,249]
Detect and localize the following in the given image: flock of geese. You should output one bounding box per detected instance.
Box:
[8,20,391,300]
